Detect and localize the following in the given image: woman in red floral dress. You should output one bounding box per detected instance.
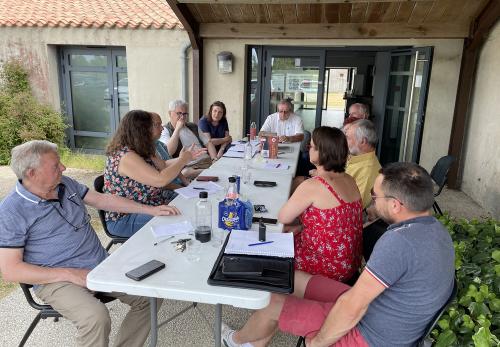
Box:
[279,126,363,282]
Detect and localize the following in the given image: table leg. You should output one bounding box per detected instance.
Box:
[149,297,158,347]
[214,303,222,347]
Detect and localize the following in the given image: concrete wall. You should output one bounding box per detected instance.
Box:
[203,38,463,172]
[0,26,190,124]
[462,22,500,219]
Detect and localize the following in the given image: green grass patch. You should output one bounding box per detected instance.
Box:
[0,274,17,300]
[60,149,105,171]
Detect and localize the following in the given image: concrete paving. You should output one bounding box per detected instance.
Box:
[0,166,494,346]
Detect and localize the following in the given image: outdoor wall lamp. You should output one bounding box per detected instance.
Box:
[217,51,233,74]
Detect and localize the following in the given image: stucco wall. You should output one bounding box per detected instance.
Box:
[462,22,500,218]
[203,38,463,172]
[0,26,190,124]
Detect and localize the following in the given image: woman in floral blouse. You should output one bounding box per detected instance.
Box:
[279,126,363,282]
[103,110,205,237]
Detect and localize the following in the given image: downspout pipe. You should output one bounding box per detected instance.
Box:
[181,43,191,103]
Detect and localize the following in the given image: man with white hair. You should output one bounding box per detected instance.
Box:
[344,103,370,125]
[160,99,217,177]
[260,99,304,143]
[0,140,176,346]
[343,119,381,209]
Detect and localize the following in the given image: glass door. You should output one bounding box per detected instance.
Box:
[61,47,128,150]
[261,48,325,132]
[380,47,432,164]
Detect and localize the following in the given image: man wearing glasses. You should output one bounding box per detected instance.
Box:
[220,162,454,347]
[259,99,304,143]
[160,99,217,178]
[0,140,177,346]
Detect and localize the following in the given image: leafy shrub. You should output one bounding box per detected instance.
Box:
[0,60,66,164]
[433,215,500,346]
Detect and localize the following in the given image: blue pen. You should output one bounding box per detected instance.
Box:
[248,241,274,247]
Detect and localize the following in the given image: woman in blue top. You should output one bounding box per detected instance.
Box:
[198,101,232,159]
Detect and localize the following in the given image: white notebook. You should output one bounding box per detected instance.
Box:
[224,230,294,258]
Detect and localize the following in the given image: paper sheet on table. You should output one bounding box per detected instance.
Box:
[223,145,259,158]
[224,230,294,258]
[174,182,223,198]
[150,221,193,239]
[263,162,290,170]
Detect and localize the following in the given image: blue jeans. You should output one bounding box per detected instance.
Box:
[106,213,154,237]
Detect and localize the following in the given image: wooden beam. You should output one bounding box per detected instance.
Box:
[199,22,469,38]
[192,45,203,122]
[179,0,433,3]
[166,0,202,49]
[447,0,500,188]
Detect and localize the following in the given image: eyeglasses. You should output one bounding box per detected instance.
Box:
[370,188,404,205]
[51,194,91,231]
[175,112,189,117]
[278,110,290,114]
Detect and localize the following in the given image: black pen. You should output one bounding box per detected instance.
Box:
[192,187,206,190]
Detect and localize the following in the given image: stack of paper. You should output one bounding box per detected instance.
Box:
[223,144,259,158]
[264,162,290,170]
[150,220,193,239]
[174,182,223,199]
[224,230,294,258]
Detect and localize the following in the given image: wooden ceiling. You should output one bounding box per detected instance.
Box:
[168,0,490,40]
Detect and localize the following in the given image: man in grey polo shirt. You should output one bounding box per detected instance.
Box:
[0,140,180,347]
[221,162,455,347]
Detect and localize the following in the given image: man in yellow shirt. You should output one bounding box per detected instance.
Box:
[343,119,381,209]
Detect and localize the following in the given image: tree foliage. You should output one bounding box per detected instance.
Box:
[0,60,66,164]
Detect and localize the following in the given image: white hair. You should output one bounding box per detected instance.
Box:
[352,119,378,148]
[168,99,188,111]
[10,140,58,179]
[351,103,370,118]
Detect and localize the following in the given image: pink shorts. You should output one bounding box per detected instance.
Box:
[278,275,368,347]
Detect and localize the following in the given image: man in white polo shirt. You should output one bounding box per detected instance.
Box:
[259,99,304,143]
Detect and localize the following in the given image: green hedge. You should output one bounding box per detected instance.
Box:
[433,215,500,346]
[0,60,66,164]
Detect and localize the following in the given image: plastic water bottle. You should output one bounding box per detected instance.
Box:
[244,138,253,165]
[195,191,212,243]
[225,176,238,206]
[250,121,257,140]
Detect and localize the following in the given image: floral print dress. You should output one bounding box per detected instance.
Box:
[295,176,363,281]
[104,147,168,222]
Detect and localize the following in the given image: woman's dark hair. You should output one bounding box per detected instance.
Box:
[312,126,348,173]
[206,101,227,122]
[106,110,155,158]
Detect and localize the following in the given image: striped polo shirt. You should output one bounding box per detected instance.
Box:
[0,176,107,271]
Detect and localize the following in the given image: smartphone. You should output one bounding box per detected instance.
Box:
[125,260,165,281]
[222,257,263,276]
[196,176,219,182]
[253,180,277,187]
[252,217,278,225]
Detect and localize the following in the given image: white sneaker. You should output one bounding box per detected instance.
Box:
[221,322,240,347]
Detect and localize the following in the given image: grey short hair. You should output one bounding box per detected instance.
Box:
[352,119,378,148]
[351,103,370,118]
[10,140,58,179]
[168,99,188,112]
[278,99,293,112]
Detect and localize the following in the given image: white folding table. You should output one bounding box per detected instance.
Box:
[87,142,301,346]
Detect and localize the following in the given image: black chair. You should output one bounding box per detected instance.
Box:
[296,279,457,347]
[363,219,389,262]
[93,175,128,251]
[416,278,458,347]
[429,155,455,216]
[19,283,115,347]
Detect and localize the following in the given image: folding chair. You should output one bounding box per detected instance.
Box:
[429,155,455,216]
[363,219,389,262]
[19,283,115,347]
[296,278,457,347]
[416,278,458,346]
[93,175,128,251]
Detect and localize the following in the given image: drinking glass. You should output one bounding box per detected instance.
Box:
[186,240,201,262]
